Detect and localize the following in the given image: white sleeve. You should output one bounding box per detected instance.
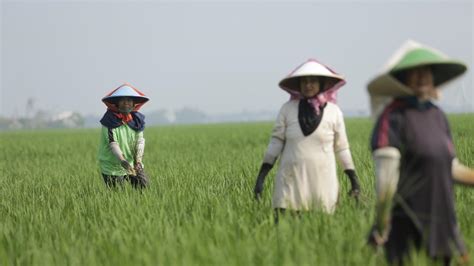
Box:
[262,104,287,164]
[336,148,355,170]
[452,158,474,185]
[373,147,401,201]
[333,106,350,153]
[333,106,354,169]
[135,131,145,164]
[109,142,125,161]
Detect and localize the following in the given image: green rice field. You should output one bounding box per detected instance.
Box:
[1,114,473,266]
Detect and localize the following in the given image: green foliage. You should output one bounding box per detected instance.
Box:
[0,115,473,266]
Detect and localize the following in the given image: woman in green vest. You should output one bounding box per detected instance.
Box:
[98,83,149,188]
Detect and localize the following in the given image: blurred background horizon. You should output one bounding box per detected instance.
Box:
[0,0,472,128]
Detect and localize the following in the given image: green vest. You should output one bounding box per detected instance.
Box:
[98,125,143,176]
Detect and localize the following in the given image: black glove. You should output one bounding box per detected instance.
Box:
[344,169,360,199]
[133,163,149,189]
[120,160,134,174]
[254,163,273,200]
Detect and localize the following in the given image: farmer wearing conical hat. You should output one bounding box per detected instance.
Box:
[253,59,361,220]
[98,83,150,188]
[367,40,474,265]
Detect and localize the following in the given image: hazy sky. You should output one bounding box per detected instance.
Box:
[1,0,473,117]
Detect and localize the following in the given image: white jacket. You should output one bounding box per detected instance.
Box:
[264,100,354,212]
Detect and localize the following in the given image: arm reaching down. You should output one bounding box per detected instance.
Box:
[135,131,145,166]
[109,141,125,161]
[333,106,361,198]
[337,149,361,198]
[110,141,135,175]
[370,146,401,245]
[107,127,135,175]
[254,136,284,201]
[253,163,274,200]
[253,104,287,201]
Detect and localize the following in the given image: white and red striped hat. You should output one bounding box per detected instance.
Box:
[102,83,149,111]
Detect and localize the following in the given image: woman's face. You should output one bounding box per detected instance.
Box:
[300,76,321,98]
[404,66,435,99]
[116,97,134,113]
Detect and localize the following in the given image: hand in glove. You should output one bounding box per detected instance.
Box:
[344,169,360,199]
[133,162,149,189]
[121,160,136,175]
[134,162,143,171]
[254,163,273,200]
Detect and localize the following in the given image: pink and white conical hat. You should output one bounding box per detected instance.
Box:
[279,59,345,93]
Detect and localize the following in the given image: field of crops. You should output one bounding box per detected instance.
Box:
[1,114,473,266]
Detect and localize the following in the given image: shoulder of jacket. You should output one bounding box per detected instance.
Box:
[280,99,297,110]
[326,102,338,109]
[325,102,342,115]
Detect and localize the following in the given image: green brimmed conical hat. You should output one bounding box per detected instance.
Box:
[367,40,467,117]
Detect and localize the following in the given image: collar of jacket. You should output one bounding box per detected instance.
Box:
[100,110,145,132]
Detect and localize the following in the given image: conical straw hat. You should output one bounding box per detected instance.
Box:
[279,59,345,93]
[367,40,467,117]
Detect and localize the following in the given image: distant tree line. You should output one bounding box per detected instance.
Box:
[0,111,84,130]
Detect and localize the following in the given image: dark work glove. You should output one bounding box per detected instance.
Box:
[344,169,360,199]
[133,163,149,189]
[254,163,273,200]
[121,160,135,175]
